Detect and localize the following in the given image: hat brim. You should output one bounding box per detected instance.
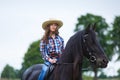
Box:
[42,20,63,30]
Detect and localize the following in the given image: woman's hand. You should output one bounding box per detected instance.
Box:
[49,58,57,64]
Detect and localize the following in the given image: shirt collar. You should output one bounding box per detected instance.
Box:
[48,35,58,39]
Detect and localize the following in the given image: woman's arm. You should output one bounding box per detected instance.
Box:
[40,40,50,61]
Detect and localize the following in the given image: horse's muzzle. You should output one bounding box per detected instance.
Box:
[96,57,109,68]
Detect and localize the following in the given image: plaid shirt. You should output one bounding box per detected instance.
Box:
[40,35,64,61]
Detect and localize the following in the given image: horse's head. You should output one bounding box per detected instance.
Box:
[82,23,108,68]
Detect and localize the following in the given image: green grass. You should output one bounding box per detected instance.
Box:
[83,75,93,80]
[98,78,120,80]
[82,75,120,80]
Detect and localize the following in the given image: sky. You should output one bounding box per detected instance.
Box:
[0,0,120,77]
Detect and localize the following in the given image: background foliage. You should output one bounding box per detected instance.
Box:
[1,64,19,79]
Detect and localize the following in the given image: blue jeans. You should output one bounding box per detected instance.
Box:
[38,61,51,80]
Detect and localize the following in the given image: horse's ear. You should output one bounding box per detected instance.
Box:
[92,23,97,31]
[85,23,91,33]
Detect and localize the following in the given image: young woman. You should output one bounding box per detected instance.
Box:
[38,19,64,80]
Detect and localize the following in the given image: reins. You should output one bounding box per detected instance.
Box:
[56,62,92,71]
[56,62,73,65]
[53,31,95,71]
[54,32,94,71]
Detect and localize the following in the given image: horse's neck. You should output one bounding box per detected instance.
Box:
[60,38,83,63]
[54,32,84,80]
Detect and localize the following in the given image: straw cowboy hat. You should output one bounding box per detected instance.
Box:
[42,19,63,30]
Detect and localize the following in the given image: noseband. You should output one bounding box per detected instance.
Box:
[82,34,97,63]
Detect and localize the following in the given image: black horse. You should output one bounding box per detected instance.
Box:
[22,24,108,80]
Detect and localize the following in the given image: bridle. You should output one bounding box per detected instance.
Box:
[57,33,97,64]
[55,33,96,71]
[57,33,97,65]
[82,33,97,63]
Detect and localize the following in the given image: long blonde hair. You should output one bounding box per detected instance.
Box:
[41,23,59,44]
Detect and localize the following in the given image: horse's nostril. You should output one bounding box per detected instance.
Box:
[103,59,108,64]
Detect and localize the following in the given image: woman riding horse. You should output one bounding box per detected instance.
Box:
[38,19,64,80]
[22,23,108,80]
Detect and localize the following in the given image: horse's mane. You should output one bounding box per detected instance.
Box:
[54,30,85,80]
[60,30,84,63]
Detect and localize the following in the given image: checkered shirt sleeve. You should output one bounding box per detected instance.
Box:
[40,40,49,61]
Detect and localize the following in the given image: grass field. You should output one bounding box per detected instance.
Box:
[98,78,120,80]
[83,75,120,80]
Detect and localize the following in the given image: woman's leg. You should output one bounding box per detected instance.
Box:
[38,62,51,80]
